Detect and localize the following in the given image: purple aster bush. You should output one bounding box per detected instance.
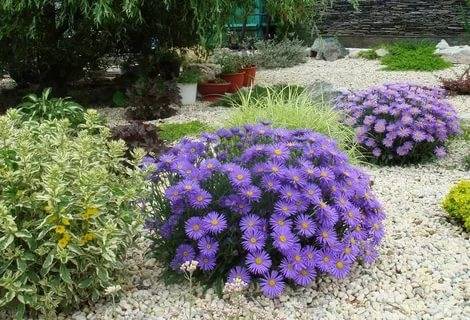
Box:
[335,83,460,164]
[145,124,385,298]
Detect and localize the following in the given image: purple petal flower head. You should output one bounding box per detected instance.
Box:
[189,189,212,209]
[246,250,272,275]
[198,254,216,271]
[279,185,301,203]
[229,166,252,187]
[272,229,297,252]
[228,266,251,284]
[280,257,297,279]
[434,146,447,159]
[293,266,316,286]
[294,214,316,237]
[302,245,317,267]
[242,229,266,252]
[203,211,227,234]
[260,271,285,298]
[240,214,264,232]
[267,143,290,161]
[185,217,206,240]
[239,185,262,202]
[329,255,352,279]
[269,213,293,232]
[197,236,219,256]
[315,248,334,272]
[316,227,339,247]
[274,200,297,217]
[261,175,281,192]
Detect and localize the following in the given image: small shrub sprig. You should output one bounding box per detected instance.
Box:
[254,39,307,69]
[146,123,385,298]
[335,83,460,164]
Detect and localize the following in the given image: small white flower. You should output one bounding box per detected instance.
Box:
[223,278,248,294]
[180,260,199,273]
[104,284,122,295]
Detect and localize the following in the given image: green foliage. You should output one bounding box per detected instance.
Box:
[358,49,379,60]
[225,85,361,162]
[112,90,128,108]
[17,88,85,127]
[442,180,470,232]
[214,84,306,107]
[177,68,202,84]
[111,121,165,157]
[159,121,212,142]
[380,41,452,71]
[254,38,307,69]
[0,109,147,317]
[213,51,244,74]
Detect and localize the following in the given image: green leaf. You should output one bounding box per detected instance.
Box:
[15,302,25,320]
[16,259,27,273]
[14,230,32,239]
[0,291,15,307]
[59,264,72,284]
[0,234,14,250]
[41,252,54,274]
[78,277,93,288]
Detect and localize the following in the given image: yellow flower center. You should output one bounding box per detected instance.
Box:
[323,256,330,263]
[236,174,244,181]
[193,224,200,231]
[301,222,309,229]
[184,185,192,191]
[55,225,66,234]
[344,247,351,254]
[293,176,299,182]
[320,171,328,178]
[250,237,257,244]
[255,257,263,265]
[268,279,276,287]
[336,261,344,269]
[347,211,353,218]
[294,255,301,262]
[211,219,219,226]
[301,269,308,276]
[319,202,327,208]
[279,235,287,243]
[277,220,285,226]
[282,206,289,213]
[207,163,213,169]
[322,231,329,238]
[246,191,254,197]
[196,195,204,202]
[274,149,282,156]
[271,166,279,173]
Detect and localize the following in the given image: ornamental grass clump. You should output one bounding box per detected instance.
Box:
[335,83,460,164]
[146,123,385,298]
[0,109,147,317]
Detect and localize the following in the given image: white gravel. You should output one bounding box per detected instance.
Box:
[17,59,470,319]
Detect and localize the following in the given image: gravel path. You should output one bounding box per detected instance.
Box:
[49,59,470,319]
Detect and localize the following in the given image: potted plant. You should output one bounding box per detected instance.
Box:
[240,53,257,87]
[215,52,245,93]
[177,67,201,105]
[198,78,231,101]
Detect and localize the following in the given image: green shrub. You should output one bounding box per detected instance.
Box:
[358,49,379,60]
[177,67,202,84]
[225,86,361,162]
[443,180,470,232]
[254,38,307,69]
[159,120,212,142]
[17,88,85,127]
[381,41,452,71]
[213,51,244,74]
[0,109,147,317]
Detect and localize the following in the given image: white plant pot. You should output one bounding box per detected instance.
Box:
[177,83,197,105]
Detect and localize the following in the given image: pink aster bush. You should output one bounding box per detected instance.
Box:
[145,124,385,298]
[335,83,460,164]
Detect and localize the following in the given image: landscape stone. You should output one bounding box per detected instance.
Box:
[311,37,349,61]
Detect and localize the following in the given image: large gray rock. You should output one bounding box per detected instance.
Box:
[307,80,349,103]
[435,40,470,64]
[311,37,349,61]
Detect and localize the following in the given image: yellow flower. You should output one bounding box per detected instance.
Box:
[61,218,70,226]
[81,207,99,220]
[58,233,71,248]
[55,225,66,234]
[83,233,95,242]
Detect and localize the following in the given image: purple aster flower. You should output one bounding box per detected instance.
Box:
[239,185,262,202]
[340,206,362,227]
[434,146,447,158]
[294,214,316,237]
[314,167,335,184]
[316,202,339,227]
[303,183,322,204]
[185,217,206,240]
[165,185,183,203]
[242,229,266,252]
[279,185,301,202]
[203,211,227,234]
[328,255,352,279]
[264,160,285,177]
[316,227,339,247]
[302,245,317,267]
[261,175,281,192]
[260,271,285,298]
[362,243,379,265]
[282,168,306,187]
[189,189,212,209]
[280,257,297,279]
[198,254,217,271]
[246,250,272,275]
[200,158,221,172]
[229,167,252,187]
[293,266,316,286]
[240,214,263,232]
[272,229,297,252]
[228,266,251,284]
[314,248,334,272]
[269,213,292,232]
[177,179,199,193]
[197,236,219,256]
[274,200,297,217]
[267,143,290,161]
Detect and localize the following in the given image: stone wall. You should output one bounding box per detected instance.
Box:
[319,0,470,38]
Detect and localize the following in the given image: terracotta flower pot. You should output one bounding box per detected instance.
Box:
[242,66,257,87]
[198,81,230,101]
[221,72,245,93]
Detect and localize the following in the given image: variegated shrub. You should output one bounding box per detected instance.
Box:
[0,110,147,318]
